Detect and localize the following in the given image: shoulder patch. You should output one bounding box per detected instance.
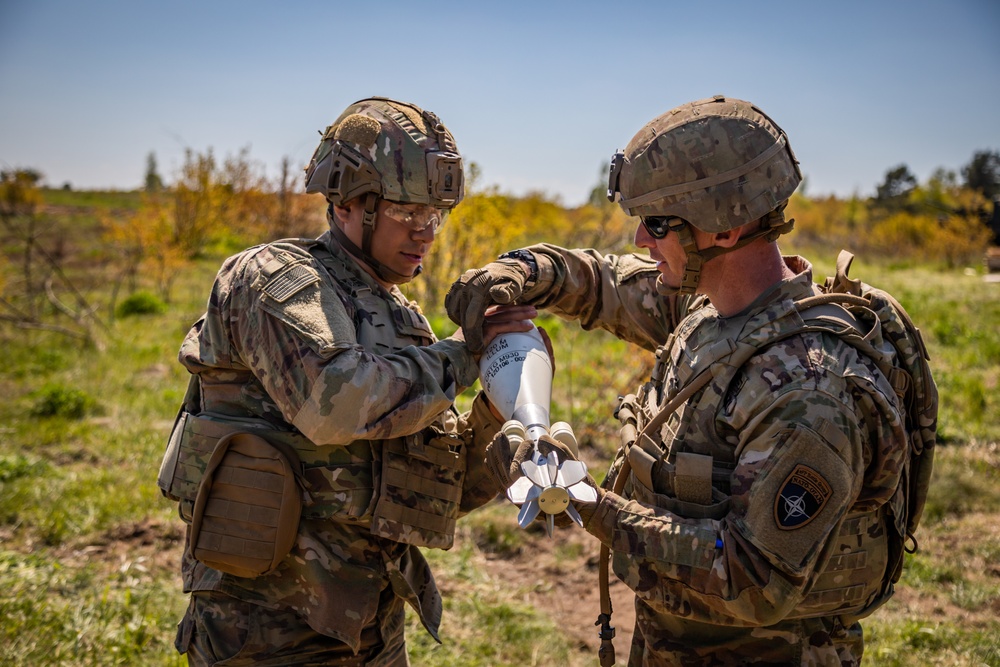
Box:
[262,261,321,303]
[774,464,832,530]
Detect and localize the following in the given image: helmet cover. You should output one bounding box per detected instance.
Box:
[304,97,464,209]
[608,95,801,232]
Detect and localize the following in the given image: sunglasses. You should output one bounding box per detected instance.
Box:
[383,203,448,233]
[640,215,682,239]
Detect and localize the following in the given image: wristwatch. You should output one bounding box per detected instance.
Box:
[498,249,538,290]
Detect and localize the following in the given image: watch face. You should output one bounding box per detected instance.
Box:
[501,251,537,285]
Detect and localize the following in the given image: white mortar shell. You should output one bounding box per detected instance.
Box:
[479,325,552,441]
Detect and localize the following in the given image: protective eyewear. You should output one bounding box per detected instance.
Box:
[383,203,447,233]
[640,215,681,240]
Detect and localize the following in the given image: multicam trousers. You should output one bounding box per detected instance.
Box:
[175,590,408,666]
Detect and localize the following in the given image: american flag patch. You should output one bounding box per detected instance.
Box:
[263,263,320,303]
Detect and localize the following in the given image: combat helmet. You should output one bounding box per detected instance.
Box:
[304,96,464,283]
[607,95,801,293]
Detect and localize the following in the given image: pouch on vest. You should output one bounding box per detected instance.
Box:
[158,375,201,502]
[371,427,466,550]
[188,432,306,578]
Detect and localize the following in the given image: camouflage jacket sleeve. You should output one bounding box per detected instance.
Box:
[456,391,505,514]
[521,243,694,352]
[184,244,479,445]
[583,334,906,626]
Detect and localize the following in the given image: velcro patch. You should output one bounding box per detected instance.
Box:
[263,263,321,303]
[334,114,381,148]
[739,424,852,572]
[774,464,832,530]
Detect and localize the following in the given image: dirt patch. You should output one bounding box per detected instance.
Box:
[480,525,636,663]
[59,517,184,576]
[471,509,1000,663]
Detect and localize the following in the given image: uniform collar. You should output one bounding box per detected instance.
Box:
[318,230,403,299]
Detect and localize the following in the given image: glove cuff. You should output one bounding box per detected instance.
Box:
[520,251,555,302]
[497,249,537,291]
[582,488,624,546]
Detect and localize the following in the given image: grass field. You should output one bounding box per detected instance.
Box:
[1,194,999,665]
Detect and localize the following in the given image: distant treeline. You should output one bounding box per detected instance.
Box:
[1,149,997,346]
[787,156,999,269]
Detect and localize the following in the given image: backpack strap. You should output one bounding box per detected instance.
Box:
[598,331,785,665]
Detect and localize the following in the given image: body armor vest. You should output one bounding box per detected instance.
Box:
[160,237,467,553]
[614,296,899,623]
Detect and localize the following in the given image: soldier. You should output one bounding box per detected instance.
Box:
[161,97,536,666]
[447,95,911,666]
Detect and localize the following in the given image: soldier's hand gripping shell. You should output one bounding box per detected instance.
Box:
[484,429,534,491]
[445,259,530,353]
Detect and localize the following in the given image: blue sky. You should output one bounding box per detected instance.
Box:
[1,0,998,206]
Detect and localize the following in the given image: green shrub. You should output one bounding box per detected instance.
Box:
[0,454,47,483]
[30,385,97,419]
[116,291,167,317]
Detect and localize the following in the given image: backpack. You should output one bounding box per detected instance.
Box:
[799,249,938,556]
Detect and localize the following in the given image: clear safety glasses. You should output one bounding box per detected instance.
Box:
[383,203,448,233]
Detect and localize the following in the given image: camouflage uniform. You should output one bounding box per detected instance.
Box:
[520,243,908,666]
[171,230,503,665]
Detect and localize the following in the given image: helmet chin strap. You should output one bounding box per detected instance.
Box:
[328,193,418,286]
[660,208,795,296]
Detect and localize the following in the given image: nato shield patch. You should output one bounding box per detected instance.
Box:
[774,464,832,530]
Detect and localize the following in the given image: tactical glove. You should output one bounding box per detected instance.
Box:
[484,430,534,492]
[445,259,529,353]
